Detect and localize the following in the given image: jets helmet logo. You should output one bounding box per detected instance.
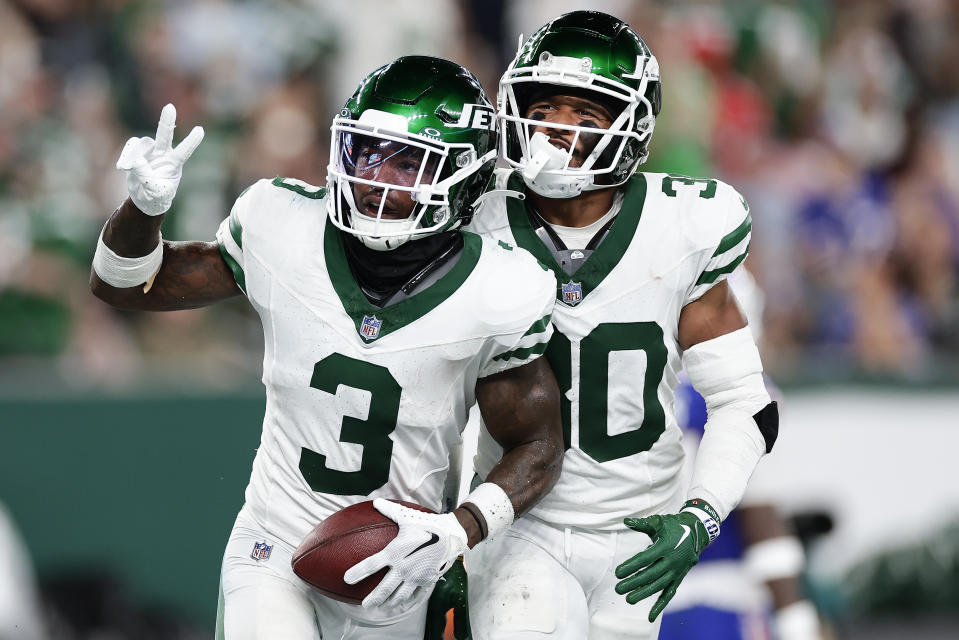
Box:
[450,104,496,131]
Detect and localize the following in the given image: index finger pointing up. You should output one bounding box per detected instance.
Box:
[154,103,177,153]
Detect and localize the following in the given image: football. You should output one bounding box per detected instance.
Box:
[291,499,435,604]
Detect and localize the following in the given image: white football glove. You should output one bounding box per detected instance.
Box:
[343,499,468,610]
[116,103,204,216]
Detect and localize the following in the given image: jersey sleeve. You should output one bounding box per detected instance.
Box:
[477,247,556,378]
[215,179,269,294]
[685,184,752,304]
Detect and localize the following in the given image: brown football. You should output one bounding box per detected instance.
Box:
[291,499,435,604]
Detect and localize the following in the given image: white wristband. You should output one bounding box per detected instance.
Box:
[775,600,821,640]
[744,535,806,582]
[93,227,163,289]
[681,505,721,544]
[462,482,514,541]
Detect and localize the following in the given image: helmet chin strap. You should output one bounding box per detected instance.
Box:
[339,182,413,251]
[351,213,414,251]
[522,132,592,198]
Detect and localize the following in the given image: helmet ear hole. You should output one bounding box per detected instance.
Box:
[647,81,662,118]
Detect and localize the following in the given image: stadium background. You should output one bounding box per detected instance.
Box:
[1,0,958,637]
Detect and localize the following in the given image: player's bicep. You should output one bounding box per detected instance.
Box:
[677,280,747,351]
[153,240,242,305]
[90,240,241,310]
[475,356,562,453]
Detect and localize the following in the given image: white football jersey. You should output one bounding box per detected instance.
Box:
[216,177,555,546]
[468,169,752,530]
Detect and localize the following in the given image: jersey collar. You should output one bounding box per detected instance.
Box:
[505,172,647,303]
[324,218,482,343]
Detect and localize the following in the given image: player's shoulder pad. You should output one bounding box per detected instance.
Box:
[231,175,327,218]
[471,233,557,332]
[476,233,555,288]
[267,176,328,201]
[644,173,750,254]
[224,178,271,242]
[230,176,271,217]
[228,176,328,250]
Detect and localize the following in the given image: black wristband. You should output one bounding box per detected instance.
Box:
[682,498,721,523]
[460,502,488,541]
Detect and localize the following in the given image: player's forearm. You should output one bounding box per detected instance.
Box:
[92,103,220,310]
[90,198,167,307]
[453,439,562,549]
[683,329,776,519]
[738,504,809,611]
[767,577,805,610]
[90,239,240,310]
[483,438,563,517]
[101,197,165,256]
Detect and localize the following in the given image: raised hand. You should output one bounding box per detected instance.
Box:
[116,103,204,215]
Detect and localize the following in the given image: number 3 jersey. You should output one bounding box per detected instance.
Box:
[468,169,752,531]
[215,177,555,546]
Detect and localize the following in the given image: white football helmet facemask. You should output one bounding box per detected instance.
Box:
[498,11,662,199]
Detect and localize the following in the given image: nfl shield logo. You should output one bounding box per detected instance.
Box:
[251,541,273,561]
[561,281,583,306]
[360,315,382,341]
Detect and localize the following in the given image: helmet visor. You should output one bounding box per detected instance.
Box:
[328,118,462,248]
[340,133,442,190]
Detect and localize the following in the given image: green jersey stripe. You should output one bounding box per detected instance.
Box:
[492,339,548,363]
[229,212,243,249]
[271,176,327,200]
[696,249,748,286]
[711,214,751,257]
[523,313,552,337]
[217,240,246,293]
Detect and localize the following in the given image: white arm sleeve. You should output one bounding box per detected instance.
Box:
[683,327,771,520]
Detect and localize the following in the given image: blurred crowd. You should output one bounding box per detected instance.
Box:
[1,0,958,389]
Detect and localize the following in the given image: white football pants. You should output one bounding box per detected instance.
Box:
[216,509,428,639]
[466,514,663,640]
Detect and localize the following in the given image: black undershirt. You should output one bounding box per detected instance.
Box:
[341,231,464,307]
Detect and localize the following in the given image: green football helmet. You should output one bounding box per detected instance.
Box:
[499,11,662,198]
[328,56,497,250]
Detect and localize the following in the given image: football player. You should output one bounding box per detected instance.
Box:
[464,11,778,639]
[662,269,823,640]
[90,56,564,639]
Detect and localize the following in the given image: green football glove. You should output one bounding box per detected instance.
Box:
[424,556,471,640]
[614,499,721,622]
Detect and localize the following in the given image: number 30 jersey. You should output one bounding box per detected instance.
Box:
[215,177,555,546]
[468,169,752,531]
